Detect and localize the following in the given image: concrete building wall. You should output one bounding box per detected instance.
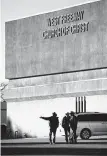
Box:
[4,68,107,101]
[5,0,107,79]
[4,0,107,102]
[4,0,107,137]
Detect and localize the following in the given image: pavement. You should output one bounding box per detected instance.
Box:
[1,136,107,155]
[2,135,107,144]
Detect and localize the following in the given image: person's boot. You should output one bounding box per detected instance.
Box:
[66,138,68,144]
[49,134,52,144]
[74,138,77,144]
[53,137,56,144]
[49,137,52,144]
[50,140,52,144]
[66,141,68,144]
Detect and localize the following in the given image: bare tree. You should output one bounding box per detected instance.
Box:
[0,79,9,102]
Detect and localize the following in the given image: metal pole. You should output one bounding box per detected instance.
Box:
[81,97,83,112]
[84,96,86,112]
[78,97,80,113]
[76,97,78,113]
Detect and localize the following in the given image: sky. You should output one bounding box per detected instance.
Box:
[1,0,107,137]
[7,95,107,137]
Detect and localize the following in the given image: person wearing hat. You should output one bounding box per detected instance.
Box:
[40,112,59,144]
[62,112,70,143]
[69,111,78,143]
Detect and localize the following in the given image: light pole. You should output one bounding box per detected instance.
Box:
[0,79,9,139]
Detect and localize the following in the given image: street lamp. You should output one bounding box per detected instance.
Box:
[0,79,9,139]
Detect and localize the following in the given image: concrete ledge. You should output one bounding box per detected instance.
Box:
[7,69,107,88]
[4,77,107,102]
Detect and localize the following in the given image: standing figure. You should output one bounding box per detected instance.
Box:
[40,112,59,144]
[69,111,78,143]
[62,112,70,143]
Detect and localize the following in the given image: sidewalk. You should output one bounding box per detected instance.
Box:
[1,136,107,144]
[1,137,107,155]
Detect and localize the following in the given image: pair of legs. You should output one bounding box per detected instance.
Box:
[64,127,70,143]
[71,127,77,143]
[49,128,57,144]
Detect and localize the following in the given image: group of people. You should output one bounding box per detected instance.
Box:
[40,111,78,144]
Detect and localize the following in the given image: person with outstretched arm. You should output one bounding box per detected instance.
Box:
[40,112,59,144]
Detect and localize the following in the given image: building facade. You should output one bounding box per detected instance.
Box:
[3,0,107,137]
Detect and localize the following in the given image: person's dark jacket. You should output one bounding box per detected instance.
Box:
[70,115,78,130]
[40,116,59,129]
[62,116,70,129]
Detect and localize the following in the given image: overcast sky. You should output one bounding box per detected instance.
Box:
[7,95,107,137]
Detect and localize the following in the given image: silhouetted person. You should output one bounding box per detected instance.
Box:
[62,112,70,143]
[69,111,78,143]
[40,112,59,144]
